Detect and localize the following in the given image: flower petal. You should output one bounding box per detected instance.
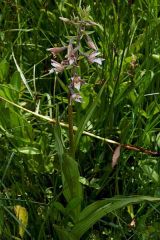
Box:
[71,93,83,103]
[51,60,64,73]
[87,51,105,65]
[66,42,77,65]
[92,58,105,65]
[71,75,85,91]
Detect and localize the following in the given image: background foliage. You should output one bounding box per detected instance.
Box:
[1,0,160,239]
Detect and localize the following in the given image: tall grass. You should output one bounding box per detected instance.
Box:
[0,0,160,239]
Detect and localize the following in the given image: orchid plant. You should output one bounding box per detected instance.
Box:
[47,14,105,155]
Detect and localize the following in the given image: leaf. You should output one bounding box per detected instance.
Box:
[54,224,77,240]
[52,201,65,214]
[12,51,33,99]
[14,205,28,239]
[127,204,134,219]
[139,163,159,183]
[65,197,82,215]
[151,54,160,63]
[17,147,41,155]
[54,125,64,162]
[0,59,9,82]
[0,98,33,145]
[62,154,83,222]
[112,145,121,168]
[71,196,160,239]
[0,84,16,101]
[10,71,21,92]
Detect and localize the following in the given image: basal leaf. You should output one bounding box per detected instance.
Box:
[62,154,83,222]
[71,196,160,238]
[54,224,77,240]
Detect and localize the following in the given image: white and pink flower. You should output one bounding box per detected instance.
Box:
[51,59,65,73]
[88,51,105,65]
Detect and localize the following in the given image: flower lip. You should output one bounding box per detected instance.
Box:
[88,51,105,65]
[70,75,85,91]
[71,93,83,103]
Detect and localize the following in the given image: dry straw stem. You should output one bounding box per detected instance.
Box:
[0,95,159,156]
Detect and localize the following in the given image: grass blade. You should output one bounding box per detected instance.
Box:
[12,51,34,99]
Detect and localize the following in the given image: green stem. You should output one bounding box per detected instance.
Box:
[68,95,75,157]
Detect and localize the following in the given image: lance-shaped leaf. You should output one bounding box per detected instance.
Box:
[12,51,33,99]
[71,196,160,239]
[62,154,83,222]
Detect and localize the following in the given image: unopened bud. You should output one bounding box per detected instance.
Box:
[86,35,97,51]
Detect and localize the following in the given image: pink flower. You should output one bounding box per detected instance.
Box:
[71,93,83,103]
[66,42,78,65]
[88,51,105,65]
[71,75,85,91]
[51,59,65,73]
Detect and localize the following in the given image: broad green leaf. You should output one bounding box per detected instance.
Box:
[62,154,83,222]
[17,147,41,155]
[54,125,64,162]
[14,205,28,239]
[10,71,22,92]
[140,164,159,183]
[65,197,82,215]
[0,104,33,145]
[52,201,65,214]
[54,224,77,240]
[71,196,160,238]
[0,59,9,82]
[0,84,16,101]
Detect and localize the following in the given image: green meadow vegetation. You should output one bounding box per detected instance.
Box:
[1,0,160,239]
